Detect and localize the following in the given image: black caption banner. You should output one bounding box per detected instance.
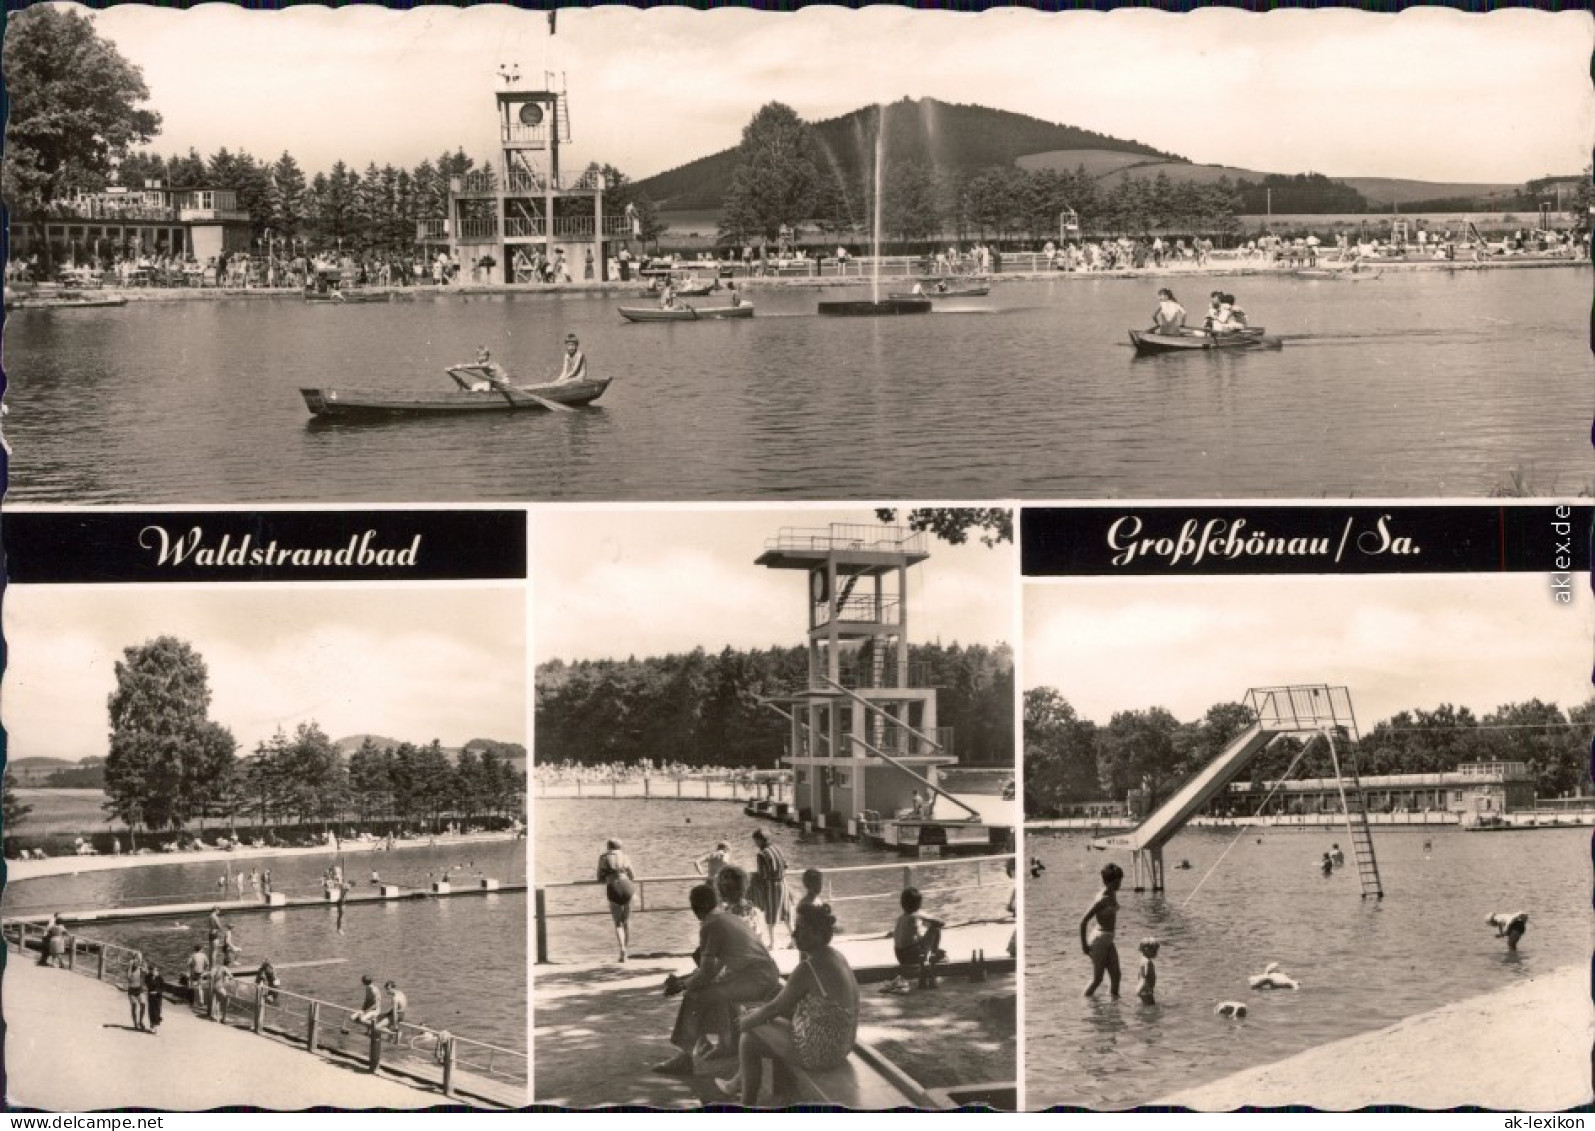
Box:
[1022,505,1590,577]
[1,510,527,584]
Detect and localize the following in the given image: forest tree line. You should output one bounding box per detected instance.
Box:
[536,642,1014,770]
[97,635,523,838]
[1025,688,1595,818]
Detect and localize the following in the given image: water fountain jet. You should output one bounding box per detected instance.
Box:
[817,104,930,317]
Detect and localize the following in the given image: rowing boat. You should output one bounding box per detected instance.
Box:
[887,286,989,299]
[301,374,611,419]
[8,294,129,310]
[304,288,391,304]
[617,304,754,322]
[1128,327,1272,354]
[673,281,720,297]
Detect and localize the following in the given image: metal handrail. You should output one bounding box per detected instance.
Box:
[2,918,525,1097]
[766,524,925,555]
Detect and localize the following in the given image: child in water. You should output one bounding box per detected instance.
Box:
[1487,912,1528,950]
[1136,938,1160,1004]
[1080,862,1123,997]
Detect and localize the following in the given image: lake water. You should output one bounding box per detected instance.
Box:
[5,268,1586,502]
[2,840,527,1052]
[1023,826,1587,1109]
[536,797,1013,964]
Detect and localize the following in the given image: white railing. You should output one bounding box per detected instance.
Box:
[534,853,1014,963]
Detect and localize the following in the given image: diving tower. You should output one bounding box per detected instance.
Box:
[1096,685,1384,897]
[756,524,1001,853]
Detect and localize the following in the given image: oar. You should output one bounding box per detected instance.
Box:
[684,303,699,320]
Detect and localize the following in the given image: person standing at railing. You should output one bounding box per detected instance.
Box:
[597,839,637,963]
[39,913,67,968]
[750,830,791,950]
[694,842,733,882]
[186,945,211,1014]
[210,964,236,1022]
[126,954,150,1032]
[378,980,407,1039]
[146,963,167,1033]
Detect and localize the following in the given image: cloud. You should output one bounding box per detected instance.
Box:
[3,585,525,763]
[534,507,1013,662]
[83,4,1592,183]
[1025,575,1593,726]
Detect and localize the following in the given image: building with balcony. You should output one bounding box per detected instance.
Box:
[1213,760,1538,818]
[13,182,254,264]
[417,72,632,282]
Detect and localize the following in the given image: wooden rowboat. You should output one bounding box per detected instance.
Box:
[301,374,611,419]
[672,281,720,297]
[304,288,390,304]
[8,293,128,310]
[1129,327,1271,354]
[617,304,753,322]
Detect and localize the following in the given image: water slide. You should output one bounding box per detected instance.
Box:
[1095,722,1279,853]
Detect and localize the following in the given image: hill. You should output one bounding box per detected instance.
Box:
[8,757,95,787]
[1022,150,1525,210]
[1335,176,1522,207]
[637,97,1183,212]
[331,735,527,772]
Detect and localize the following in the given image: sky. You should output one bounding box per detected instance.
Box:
[1025,574,1594,728]
[534,507,1015,662]
[74,4,1593,187]
[3,584,526,764]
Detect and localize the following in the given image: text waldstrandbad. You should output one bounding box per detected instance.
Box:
[139,525,422,568]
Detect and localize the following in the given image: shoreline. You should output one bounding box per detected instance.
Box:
[7,254,1584,306]
[3,829,519,885]
[1156,963,1591,1111]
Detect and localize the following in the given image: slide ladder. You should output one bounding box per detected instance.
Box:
[1327,731,1384,899]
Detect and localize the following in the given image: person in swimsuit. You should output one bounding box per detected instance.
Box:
[694,842,732,882]
[555,334,588,385]
[126,955,149,1031]
[1152,288,1186,335]
[715,901,859,1106]
[1136,938,1160,1004]
[1488,911,1528,950]
[597,839,637,962]
[346,974,382,1032]
[882,887,945,995]
[1080,862,1123,997]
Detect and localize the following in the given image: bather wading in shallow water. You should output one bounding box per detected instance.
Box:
[1080,863,1123,998]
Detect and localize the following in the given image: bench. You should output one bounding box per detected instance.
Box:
[773,1041,938,1110]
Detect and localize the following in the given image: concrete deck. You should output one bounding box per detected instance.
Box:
[1158,963,1592,1111]
[4,958,456,1111]
[533,918,1017,1108]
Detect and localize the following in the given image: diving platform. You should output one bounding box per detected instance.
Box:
[1096,685,1384,896]
[755,522,1009,856]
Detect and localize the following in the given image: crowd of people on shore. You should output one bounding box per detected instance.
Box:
[534,760,782,787]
